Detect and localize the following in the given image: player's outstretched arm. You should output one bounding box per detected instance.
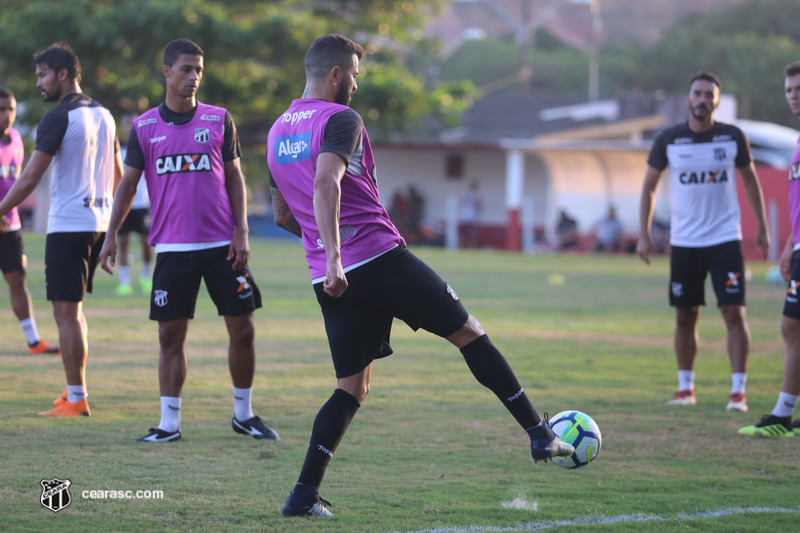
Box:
[0,150,52,231]
[739,163,770,260]
[224,158,250,271]
[99,166,143,274]
[314,152,348,297]
[636,166,662,265]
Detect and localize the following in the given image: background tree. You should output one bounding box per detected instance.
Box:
[0,0,477,152]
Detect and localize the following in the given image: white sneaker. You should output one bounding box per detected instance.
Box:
[726,393,748,412]
[666,390,696,405]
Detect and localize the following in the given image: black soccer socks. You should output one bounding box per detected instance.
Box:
[297,388,361,488]
[460,334,541,429]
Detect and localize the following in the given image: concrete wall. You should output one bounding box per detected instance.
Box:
[373,145,654,246]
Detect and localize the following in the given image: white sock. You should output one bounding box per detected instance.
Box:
[772,392,799,418]
[233,386,254,421]
[20,317,41,345]
[142,262,151,279]
[67,384,87,403]
[159,396,182,432]
[731,373,747,395]
[678,370,695,391]
[119,265,131,286]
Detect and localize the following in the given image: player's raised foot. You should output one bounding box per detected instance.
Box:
[793,419,800,436]
[528,415,575,463]
[726,392,748,412]
[737,414,794,438]
[666,389,696,406]
[232,415,279,440]
[282,491,333,517]
[135,427,182,442]
[116,283,133,296]
[28,340,60,355]
[53,387,68,407]
[38,398,90,417]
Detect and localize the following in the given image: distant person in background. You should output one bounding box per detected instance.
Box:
[738,61,800,438]
[594,205,622,252]
[116,144,152,296]
[0,87,59,355]
[556,209,578,250]
[0,43,122,417]
[637,70,769,413]
[460,181,482,248]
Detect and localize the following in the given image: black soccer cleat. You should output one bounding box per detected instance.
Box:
[282,491,333,517]
[232,415,279,440]
[135,427,182,443]
[529,413,575,463]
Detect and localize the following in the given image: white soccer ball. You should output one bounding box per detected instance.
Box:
[548,410,602,469]
[766,265,785,287]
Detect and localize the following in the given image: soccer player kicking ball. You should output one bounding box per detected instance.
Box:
[99,39,278,443]
[738,61,800,438]
[267,34,573,517]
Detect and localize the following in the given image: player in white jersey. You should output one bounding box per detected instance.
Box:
[0,87,59,355]
[115,144,153,296]
[637,71,770,412]
[0,43,122,417]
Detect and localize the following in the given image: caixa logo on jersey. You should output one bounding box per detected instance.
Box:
[40,478,72,513]
[274,131,312,164]
[156,154,212,175]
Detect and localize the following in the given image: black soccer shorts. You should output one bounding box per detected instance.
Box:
[119,208,151,235]
[45,232,106,302]
[149,245,262,321]
[669,240,746,308]
[783,249,800,320]
[315,246,469,378]
[0,230,25,274]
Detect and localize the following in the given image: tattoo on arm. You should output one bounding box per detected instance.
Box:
[272,187,302,238]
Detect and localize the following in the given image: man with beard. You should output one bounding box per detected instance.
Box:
[0,87,60,356]
[267,34,573,517]
[0,43,121,416]
[637,71,770,412]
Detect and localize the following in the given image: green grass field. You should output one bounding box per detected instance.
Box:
[1,233,798,532]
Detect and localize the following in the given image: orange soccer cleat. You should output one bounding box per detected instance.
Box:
[28,340,60,355]
[38,398,91,417]
[53,387,68,407]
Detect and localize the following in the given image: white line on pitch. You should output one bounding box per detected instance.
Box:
[394,505,800,533]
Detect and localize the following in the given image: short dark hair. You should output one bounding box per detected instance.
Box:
[33,42,81,83]
[0,87,14,99]
[305,34,365,80]
[163,39,204,67]
[785,61,800,78]
[689,71,721,91]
